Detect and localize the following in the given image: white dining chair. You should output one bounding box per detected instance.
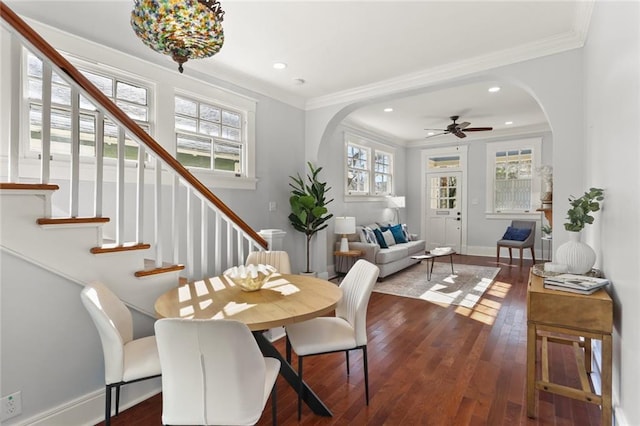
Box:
[80,282,161,426]
[246,250,292,274]
[284,259,380,419]
[155,318,280,425]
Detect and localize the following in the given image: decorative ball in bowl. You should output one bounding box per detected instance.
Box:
[223,264,277,292]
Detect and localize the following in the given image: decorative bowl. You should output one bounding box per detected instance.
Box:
[223,264,277,292]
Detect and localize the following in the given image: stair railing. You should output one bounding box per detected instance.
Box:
[0,2,268,281]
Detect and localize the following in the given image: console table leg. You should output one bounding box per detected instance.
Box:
[602,334,613,426]
[526,324,537,418]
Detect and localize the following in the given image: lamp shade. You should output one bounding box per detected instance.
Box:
[334,217,356,235]
[388,196,406,209]
[335,217,356,252]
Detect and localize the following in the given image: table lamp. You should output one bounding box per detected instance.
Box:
[388,196,406,223]
[335,216,356,252]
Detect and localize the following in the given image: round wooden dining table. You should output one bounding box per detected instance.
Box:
[154,273,343,417]
[155,273,343,331]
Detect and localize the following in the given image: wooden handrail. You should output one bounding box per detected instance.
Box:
[0,1,267,249]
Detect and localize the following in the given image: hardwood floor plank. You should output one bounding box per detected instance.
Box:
[98,256,603,426]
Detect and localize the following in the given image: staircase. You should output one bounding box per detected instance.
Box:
[0,3,268,316]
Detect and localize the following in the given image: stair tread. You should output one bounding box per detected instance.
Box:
[37,217,110,225]
[135,262,185,278]
[90,242,151,254]
[0,182,59,191]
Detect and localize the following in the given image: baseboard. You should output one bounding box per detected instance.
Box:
[18,381,161,426]
[466,245,544,260]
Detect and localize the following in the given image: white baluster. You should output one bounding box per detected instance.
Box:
[70,86,79,217]
[116,127,125,245]
[41,61,52,186]
[136,145,145,244]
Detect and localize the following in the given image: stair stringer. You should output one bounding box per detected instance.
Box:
[0,190,179,316]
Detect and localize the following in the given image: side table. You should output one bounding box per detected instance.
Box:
[334,250,363,274]
[526,271,612,425]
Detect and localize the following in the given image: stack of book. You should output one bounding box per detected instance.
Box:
[543,273,610,295]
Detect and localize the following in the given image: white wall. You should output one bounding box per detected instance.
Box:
[583,2,640,425]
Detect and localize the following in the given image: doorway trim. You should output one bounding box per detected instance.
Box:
[421,145,468,254]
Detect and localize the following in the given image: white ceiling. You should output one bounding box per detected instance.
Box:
[6,1,593,142]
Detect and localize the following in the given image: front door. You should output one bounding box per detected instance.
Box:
[425,172,462,252]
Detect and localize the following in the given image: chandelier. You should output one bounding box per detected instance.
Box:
[131,0,225,73]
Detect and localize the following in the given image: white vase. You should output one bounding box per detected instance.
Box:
[555,231,596,274]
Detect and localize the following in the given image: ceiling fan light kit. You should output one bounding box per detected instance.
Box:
[425,115,493,139]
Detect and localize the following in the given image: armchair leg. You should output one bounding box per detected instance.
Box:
[520,247,524,266]
[508,248,513,263]
[496,245,500,262]
[531,247,536,264]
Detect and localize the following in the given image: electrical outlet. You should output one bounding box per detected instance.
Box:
[1,391,22,421]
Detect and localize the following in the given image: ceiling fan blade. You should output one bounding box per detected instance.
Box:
[463,127,493,132]
[457,122,470,129]
[454,131,467,138]
[424,128,447,132]
[425,132,447,139]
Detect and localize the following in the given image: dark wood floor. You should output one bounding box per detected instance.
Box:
[102,255,602,425]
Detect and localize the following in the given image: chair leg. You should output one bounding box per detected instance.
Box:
[115,384,121,416]
[105,385,112,426]
[519,247,524,266]
[271,382,277,426]
[346,350,350,375]
[508,248,513,263]
[285,337,292,364]
[531,247,536,265]
[297,356,304,421]
[496,245,500,262]
[362,346,369,405]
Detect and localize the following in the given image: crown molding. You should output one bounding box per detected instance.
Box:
[306,29,589,111]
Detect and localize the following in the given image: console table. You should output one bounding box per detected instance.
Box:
[526,271,612,425]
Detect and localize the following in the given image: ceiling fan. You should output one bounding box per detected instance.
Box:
[425,115,493,139]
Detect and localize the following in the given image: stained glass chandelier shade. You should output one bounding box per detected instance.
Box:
[131,0,225,73]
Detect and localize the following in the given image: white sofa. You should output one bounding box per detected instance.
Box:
[335,224,426,279]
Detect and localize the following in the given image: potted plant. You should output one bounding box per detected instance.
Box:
[564,187,605,232]
[288,162,334,274]
[556,187,604,273]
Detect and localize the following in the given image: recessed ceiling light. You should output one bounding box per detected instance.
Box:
[488,86,501,93]
[384,108,393,112]
[272,62,287,70]
[505,121,513,125]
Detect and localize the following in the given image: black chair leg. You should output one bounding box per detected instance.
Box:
[346,350,350,375]
[362,346,369,405]
[297,356,304,420]
[105,385,112,426]
[115,384,121,416]
[285,337,292,363]
[271,383,277,426]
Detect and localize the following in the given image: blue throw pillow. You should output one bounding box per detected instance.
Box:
[502,226,531,241]
[390,224,407,244]
[373,228,389,248]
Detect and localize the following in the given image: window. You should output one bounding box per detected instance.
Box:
[486,138,542,214]
[345,133,394,196]
[25,52,151,161]
[175,95,244,175]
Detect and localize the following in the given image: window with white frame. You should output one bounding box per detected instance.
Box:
[174,95,244,175]
[25,52,151,161]
[486,138,542,214]
[345,133,394,196]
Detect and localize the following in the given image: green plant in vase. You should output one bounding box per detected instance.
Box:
[557,187,604,274]
[564,187,605,232]
[288,162,334,274]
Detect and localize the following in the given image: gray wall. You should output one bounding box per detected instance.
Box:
[583,2,640,424]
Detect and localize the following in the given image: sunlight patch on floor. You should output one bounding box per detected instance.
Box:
[454,280,511,325]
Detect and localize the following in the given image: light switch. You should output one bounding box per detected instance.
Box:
[268,201,277,212]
